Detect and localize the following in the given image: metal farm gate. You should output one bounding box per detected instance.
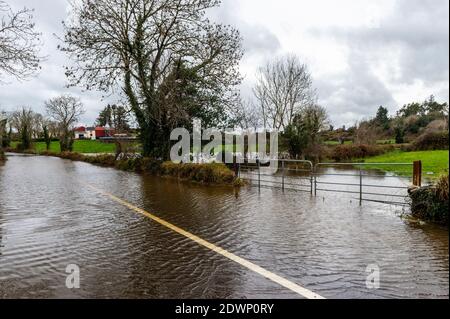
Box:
[238,160,423,206]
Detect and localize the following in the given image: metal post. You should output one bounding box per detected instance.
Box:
[359,167,363,206]
[314,169,317,196]
[281,160,285,191]
[257,159,261,191]
[310,165,314,195]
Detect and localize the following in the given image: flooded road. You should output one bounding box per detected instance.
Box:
[0,154,448,299]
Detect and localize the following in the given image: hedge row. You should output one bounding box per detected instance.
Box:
[409,131,449,151]
[39,151,241,186]
[331,144,394,162]
[161,162,237,185]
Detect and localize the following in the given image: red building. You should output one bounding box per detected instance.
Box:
[95,127,115,139]
[74,126,114,140]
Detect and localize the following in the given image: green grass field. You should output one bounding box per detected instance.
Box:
[11,140,116,154]
[361,150,449,177]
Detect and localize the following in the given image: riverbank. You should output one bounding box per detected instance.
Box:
[409,173,449,225]
[4,150,243,187]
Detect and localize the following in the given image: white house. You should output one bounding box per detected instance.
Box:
[73,127,97,140]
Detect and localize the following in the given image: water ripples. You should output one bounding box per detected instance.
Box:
[0,155,448,299]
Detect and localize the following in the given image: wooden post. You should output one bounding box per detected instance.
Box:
[413,161,422,187]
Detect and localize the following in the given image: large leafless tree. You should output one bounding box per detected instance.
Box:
[45,95,85,152]
[254,55,316,131]
[231,98,262,130]
[0,0,41,81]
[61,0,243,158]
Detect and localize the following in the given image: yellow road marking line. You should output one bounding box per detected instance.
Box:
[87,184,325,300]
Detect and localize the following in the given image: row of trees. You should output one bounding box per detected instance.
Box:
[60,0,329,161]
[61,0,244,159]
[233,55,329,160]
[1,95,85,152]
[324,95,449,146]
[1,0,330,161]
[1,0,448,163]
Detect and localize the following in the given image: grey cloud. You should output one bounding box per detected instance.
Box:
[2,0,448,128]
[311,0,449,85]
[241,24,280,56]
[210,0,281,58]
[316,53,397,127]
[306,0,449,126]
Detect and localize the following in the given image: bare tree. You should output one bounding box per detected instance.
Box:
[10,107,36,150]
[61,0,243,158]
[45,95,85,152]
[0,1,42,81]
[354,121,379,145]
[254,55,315,131]
[230,98,262,130]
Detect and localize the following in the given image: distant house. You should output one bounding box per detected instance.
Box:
[74,126,114,140]
[74,126,88,140]
[94,127,115,139]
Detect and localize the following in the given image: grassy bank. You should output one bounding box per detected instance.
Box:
[35,151,242,187]
[409,173,449,225]
[361,150,449,177]
[10,140,116,154]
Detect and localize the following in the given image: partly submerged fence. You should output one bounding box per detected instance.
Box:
[238,160,423,206]
[239,160,314,193]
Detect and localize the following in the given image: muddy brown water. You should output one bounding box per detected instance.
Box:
[0,154,448,299]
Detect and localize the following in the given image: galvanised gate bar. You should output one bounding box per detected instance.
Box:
[238,160,423,206]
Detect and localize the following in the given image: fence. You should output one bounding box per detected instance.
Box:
[239,160,314,193]
[239,160,423,206]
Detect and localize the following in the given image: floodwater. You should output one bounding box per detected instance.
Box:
[0,154,448,299]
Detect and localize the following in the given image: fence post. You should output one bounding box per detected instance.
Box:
[314,165,317,196]
[282,160,285,191]
[310,164,314,195]
[359,167,363,206]
[257,159,261,191]
[238,162,241,179]
[413,161,422,187]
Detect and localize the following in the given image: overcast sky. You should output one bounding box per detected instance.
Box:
[1,0,449,127]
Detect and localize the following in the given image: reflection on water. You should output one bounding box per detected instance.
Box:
[0,154,448,299]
